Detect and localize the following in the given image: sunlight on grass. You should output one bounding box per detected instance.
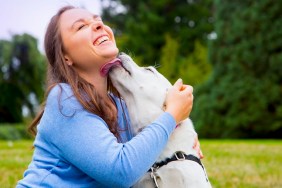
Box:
[0,140,281,187]
[201,140,282,188]
[0,140,33,187]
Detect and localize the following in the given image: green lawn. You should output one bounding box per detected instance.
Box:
[200,140,282,188]
[0,140,33,187]
[0,140,281,187]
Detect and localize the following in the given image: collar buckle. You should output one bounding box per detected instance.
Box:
[174,151,186,161]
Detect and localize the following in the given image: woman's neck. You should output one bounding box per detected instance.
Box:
[78,69,109,97]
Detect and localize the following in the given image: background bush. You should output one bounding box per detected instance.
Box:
[1,1,281,139]
[191,0,282,138]
[0,124,32,140]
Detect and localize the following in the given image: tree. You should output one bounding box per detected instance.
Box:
[158,34,211,86]
[192,0,282,138]
[179,40,211,86]
[101,0,214,83]
[0,34,46,123]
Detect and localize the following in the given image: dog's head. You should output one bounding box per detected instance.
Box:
[109,53,172,134]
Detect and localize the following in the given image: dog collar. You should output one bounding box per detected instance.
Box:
[150,151,209,182]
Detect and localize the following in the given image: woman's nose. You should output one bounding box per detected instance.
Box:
[92,21,103,31]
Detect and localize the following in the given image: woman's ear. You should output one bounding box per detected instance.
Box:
[64,55,73,66]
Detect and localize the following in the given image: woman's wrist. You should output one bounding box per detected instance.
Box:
[164,109,179,125]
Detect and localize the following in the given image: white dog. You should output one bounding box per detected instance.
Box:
[109,53,212,188]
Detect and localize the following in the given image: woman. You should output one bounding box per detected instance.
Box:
[17,6,198,188]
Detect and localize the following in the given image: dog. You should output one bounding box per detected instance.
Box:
[108,53,212,188]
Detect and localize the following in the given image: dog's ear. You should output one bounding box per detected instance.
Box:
[138,127,144,133]
[162,103,167,111]
[162,88,168,111]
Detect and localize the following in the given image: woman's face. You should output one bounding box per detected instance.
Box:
[59,8,119,73]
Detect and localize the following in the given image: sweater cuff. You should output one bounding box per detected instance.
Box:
[154,112,177,133]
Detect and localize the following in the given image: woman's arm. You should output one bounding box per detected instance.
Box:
[41,84,176,187]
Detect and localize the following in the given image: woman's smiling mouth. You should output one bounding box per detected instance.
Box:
[93,35,110,46]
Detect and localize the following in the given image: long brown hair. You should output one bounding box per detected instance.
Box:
[29,6,121,139]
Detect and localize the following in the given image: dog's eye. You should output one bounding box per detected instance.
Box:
[144,67,154,73]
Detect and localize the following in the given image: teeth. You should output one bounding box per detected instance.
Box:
[94,36,109,46]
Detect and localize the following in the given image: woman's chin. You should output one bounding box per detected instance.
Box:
[104,47,119,59]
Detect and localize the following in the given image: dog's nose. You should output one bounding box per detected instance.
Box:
[119,52,126,56]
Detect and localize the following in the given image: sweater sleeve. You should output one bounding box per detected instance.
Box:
[41,84,176,188]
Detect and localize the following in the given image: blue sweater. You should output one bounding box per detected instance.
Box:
[17,84,176,188]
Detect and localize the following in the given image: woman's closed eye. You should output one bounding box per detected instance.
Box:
[77,24,87,31]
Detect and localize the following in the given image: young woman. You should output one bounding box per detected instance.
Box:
[17,6,198,188]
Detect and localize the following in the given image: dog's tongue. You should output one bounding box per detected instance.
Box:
[100,58,122,77]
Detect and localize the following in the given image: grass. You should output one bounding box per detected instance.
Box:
[0,140,33,187]
[200,140,282,188]
[0,140,281,187]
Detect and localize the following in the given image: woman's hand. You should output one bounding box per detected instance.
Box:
[193,134,204,159]
[165,78,194,124]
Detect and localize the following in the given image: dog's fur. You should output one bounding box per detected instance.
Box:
[109,53,212,188]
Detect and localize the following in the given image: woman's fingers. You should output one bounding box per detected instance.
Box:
[180,84,193,93]
[165,79,194,124]
[193,134,198,148]
[193,135,204,159]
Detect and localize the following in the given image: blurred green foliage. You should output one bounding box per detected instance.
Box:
[0,1,281,139]
[102,0,214,85]
[0,124,32,140]
[158,35,212,86]
[103,0,282,138]
[192,0,282,138]
[0,34,46,123]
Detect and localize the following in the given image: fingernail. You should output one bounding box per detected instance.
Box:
[200,151,204,158]
[177,78,183,84]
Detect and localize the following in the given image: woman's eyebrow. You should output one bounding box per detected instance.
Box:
[71,15,101,29]
[93,14,100,19]
[71,18,85,29]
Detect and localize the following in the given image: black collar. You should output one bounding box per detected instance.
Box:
[152,151,204,171]
[149,151,209,183]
